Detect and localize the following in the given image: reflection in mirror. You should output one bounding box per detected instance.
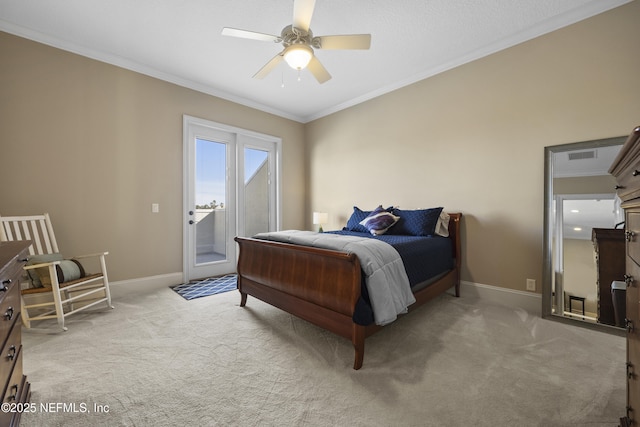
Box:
[543,137,626,330]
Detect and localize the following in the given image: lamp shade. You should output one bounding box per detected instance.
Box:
[284,44,313,70]
[313,212,328,225]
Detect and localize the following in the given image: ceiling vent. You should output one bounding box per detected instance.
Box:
[568,150,597,161]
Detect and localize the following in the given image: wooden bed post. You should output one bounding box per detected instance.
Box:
[449,213,462,297]
[352,324,365,370]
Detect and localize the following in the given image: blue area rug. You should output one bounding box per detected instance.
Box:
[171,274,237,300]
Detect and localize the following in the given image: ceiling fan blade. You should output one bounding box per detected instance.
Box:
[307,56,331,84]
[315,34,371,50]
[221,27,281,43]
[253,52,285,79]
[292,0,316,31]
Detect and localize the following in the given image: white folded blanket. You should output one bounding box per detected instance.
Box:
[253,230,415,325]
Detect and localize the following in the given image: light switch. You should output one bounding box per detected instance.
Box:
[152,203,159,213]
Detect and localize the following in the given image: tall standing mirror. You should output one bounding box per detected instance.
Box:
[543,136,627,331]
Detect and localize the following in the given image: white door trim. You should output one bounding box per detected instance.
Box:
[182,115,282,282]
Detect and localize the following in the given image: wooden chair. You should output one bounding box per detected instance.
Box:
[0,213,114,331]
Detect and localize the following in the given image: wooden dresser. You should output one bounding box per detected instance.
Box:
[608,125,640,427]
[0,241,31,427]
[592,228,626,326]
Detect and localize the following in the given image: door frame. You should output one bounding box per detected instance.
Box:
[237,135,280,238]
[182,115,282,282]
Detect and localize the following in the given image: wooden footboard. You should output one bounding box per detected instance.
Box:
[235,212,462,369]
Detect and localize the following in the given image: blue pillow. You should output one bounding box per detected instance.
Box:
[359,206,400,235]
[345,206,392,233]
[389,207,444,236]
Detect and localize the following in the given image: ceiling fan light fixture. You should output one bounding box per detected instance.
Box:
[284,44,313,70]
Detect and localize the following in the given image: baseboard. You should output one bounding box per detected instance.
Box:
[109,272,183,298]
[460,280,542,316]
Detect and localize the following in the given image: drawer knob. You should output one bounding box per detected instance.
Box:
[7,384,18,402]
[626,231,636,242]
[0,279,11,292]
[4,307,14,321]
[625,275,636,287]
[6,345,16,361]
[634,170,640,177]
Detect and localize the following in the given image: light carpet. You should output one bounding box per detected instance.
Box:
[20,284,625,426]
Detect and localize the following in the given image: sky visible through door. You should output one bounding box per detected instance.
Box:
[195,138,267,208]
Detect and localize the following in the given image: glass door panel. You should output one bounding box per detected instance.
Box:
[195,138,227,264]
[243,147,270,237]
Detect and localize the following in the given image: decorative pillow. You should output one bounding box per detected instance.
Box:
[345,206,392,233]
[435,212,450,237]
[55,259,86,284]
[359,206,400,236]
[26,253,63,288]
[389,207,444,236]
[26,254,86,288]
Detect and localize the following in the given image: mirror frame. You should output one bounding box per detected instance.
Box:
[542,135,627,334]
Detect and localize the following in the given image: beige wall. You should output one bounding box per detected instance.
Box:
[0,32,305,282]
[304,2,640,292]
[1,2,639,292]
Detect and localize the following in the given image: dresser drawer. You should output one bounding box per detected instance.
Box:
[615,162,640,202]
[0,318,21,387]
[611,127,640,202]
[1,344,23,403]
[0,248,28,287]
[629,212,640,268]
[0,255,27,296]
[0,284,19,351]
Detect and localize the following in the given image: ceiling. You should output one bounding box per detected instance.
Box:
[553,144,623,178]
[562,198,621,240]
[0,0,630,123]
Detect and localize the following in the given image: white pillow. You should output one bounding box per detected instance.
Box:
[435,212,450,237]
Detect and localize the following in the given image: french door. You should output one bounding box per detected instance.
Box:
[183,116,280,281]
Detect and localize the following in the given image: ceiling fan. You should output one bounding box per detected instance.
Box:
[221,0,371,84]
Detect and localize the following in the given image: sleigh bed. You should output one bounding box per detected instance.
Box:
[234,210,462,369]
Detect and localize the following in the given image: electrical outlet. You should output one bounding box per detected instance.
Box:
[526,279,536,291]
[151,203,159,213]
